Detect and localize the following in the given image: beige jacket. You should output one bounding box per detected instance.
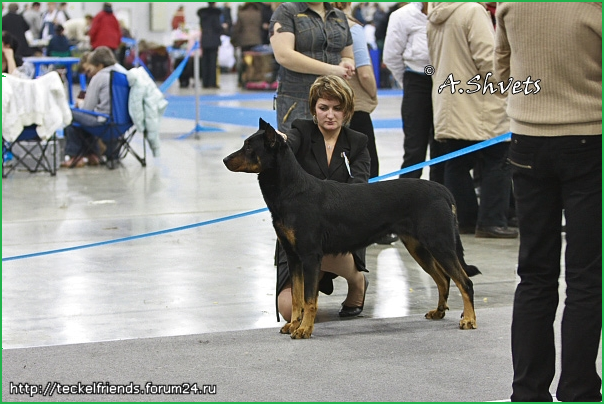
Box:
[495,3,602,137]
[427,2,509,142]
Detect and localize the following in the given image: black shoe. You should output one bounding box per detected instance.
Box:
[475,226,518,239]
[375,233,399,245]
[339,275,369,318]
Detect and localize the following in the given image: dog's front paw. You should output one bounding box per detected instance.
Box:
[425,309,446,320]
[459,317,477,330]
[280,323,292,334]
[290,326,313,339]
[281,319,301,335]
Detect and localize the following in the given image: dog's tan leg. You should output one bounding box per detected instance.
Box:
[282,269,304,335]
[291,257,320,339]
[291,293,319,339]
[450,263,477,330]
[424,265,450,321]
[400,236,450,320]
[280,256,304,335]
[434,256,477,329]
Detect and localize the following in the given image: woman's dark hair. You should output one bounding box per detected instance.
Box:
[2,31,19,52]
[2,31,23,66]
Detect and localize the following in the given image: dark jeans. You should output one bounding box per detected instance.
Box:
[276,93,311,133]
[509,134,602,402]
[350,111,379,178]
[175,55,201,87]
[64,109,104,157]
[442,139,511,228]
[201,47,218,88]
[400,71,444,183]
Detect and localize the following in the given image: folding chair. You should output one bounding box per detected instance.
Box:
[71,71,146,169]
[2,125,58,178]
[2,71,70,177]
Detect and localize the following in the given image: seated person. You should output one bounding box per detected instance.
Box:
[2,31,29,78]
[2,42,19,75]
[46,24,71,57]
[76,51,91,99]
[276,75,371,322]
[61,46,127,168]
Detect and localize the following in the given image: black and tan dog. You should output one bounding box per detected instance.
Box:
[223,119,480,339]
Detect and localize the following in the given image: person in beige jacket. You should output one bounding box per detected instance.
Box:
[427,2,517,238]
[494,3,602,402]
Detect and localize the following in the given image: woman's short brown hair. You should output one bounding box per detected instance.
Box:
[308,75,356,124]
[88,46,117,68]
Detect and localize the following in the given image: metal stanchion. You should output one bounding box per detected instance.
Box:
[173,41,224,140]
[193,47,201,140]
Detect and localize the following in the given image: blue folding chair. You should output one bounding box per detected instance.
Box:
[2,125,58,177]
[71,71,146,169]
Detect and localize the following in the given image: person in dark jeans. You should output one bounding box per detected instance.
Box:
[383,3,444,184]
[441,140,511,234]
[495,4,602,402]
[427,3,517,238]
[197,2,223,89]
[400,70,444,183]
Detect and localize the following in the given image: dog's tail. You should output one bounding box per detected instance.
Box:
[456,232,481,277]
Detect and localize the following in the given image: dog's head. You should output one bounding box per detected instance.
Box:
[223,118,286,173]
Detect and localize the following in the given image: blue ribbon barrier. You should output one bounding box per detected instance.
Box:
[2,208,268,262]
[159,41,199,94]
[2,133,511,262]
[369,132,511,183]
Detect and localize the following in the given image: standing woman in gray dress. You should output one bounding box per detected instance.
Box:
[270,2,355,132]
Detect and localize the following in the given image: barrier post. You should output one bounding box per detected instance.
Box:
[193,47,201,140]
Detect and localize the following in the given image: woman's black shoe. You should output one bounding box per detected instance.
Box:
[339,275,369,318]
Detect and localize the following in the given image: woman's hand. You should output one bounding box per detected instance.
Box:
[331,61,355,80]
[339,59,356,79]
[276,129,287,141]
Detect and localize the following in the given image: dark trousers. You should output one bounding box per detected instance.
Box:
[350,111,379,178]
[64,110,104,157]
[509,134,602,402]
[201,47,218,88]
[175,55,201,87]
[400,71,444,183]
[442,139,511,228]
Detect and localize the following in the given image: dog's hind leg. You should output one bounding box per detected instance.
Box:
[280,254,304,335]
[291,255,321,339]
[430,251,477,330]
[400,236,451,320]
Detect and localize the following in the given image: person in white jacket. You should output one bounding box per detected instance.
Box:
[383,2,443,183]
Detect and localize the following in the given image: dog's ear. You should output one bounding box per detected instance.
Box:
[259,118,268,130]
[263,121,283,149]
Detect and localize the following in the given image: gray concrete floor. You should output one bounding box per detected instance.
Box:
[2,73,600,401]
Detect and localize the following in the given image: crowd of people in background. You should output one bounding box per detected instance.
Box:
[2,1,125,65]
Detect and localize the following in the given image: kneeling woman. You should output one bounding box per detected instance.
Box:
[276,75,371,322]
